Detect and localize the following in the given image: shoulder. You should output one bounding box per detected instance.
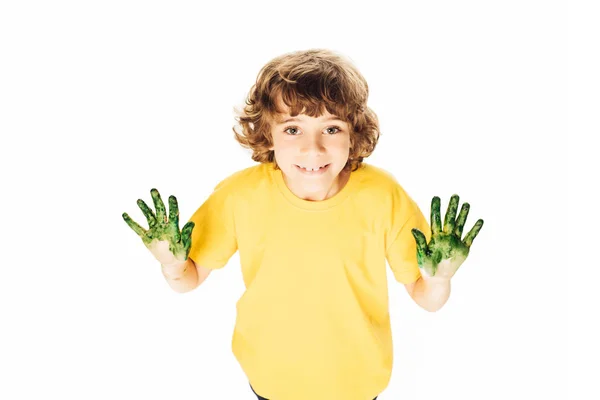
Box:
[358,163,420,213]
[358,163,410,197]
[212,163,269,195]
[360,163,399,186]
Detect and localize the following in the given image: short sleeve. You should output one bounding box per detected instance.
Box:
[386,202,432,284]
[186,178,238,270]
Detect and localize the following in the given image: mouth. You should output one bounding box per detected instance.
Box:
[295,163,331,175]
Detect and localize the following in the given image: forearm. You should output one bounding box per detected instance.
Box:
[411,276,451,312]
[161,258,199,293]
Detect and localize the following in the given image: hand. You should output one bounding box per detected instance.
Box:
[411,194,484,281]
[122,188,195,266]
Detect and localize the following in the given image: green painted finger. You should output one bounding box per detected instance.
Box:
[443,194,459,234]
[169,195,181,243]
[181,221,195,258]
[137,199,157,229]
[151,188,167,225]
[431,249,443,265]
[412,228,430,269]
[122,212,146,238]
[411,228,429,256]
[454,203,470,238]
[431,196,442,234]
[463,219,484,247]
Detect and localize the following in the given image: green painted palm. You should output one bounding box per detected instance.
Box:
[411,194,484,280]
[122,188,195,265]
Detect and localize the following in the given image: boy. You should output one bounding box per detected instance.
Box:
[122,49,483,400]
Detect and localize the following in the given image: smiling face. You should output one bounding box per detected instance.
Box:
[268,100,352,201]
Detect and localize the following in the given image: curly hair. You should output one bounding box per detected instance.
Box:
[232,48,380,172]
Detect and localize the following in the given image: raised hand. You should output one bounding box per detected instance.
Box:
[411,194,484,280]
[122,188,195,266]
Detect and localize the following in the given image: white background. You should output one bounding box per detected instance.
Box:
[0,0,588,399]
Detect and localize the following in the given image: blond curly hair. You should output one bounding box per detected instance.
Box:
[232,49,380,172]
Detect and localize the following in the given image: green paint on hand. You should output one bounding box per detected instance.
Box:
[122,188,195,261]
[412,194,484,278]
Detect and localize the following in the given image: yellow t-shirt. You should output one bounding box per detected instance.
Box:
[187,161,431,400]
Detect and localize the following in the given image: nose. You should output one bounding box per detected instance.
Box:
[300,133,326,155]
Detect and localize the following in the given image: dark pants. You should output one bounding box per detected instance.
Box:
[250,383,378,399]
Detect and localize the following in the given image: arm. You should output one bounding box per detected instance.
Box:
[161,258,212,294]
[405,276,451,312]
[123,188,209,294]
[406,194,484,312]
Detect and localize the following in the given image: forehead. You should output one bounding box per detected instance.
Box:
[271,94,344,124]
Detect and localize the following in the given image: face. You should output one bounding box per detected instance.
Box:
[268,104,352,201]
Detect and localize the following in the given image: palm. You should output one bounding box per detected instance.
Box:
[411,194,484,280]
[122,188,195,263]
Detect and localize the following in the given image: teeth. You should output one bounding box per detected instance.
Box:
[299,164,327,172]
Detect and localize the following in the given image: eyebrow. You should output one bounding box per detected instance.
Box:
[277,116,344,124]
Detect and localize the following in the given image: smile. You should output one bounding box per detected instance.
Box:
[295,163,330,175]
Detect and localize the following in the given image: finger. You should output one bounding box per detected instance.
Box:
[122,212,146,238]
[137,199,157,229]
[432,249,443,265]
[443,194,459,234]
[431,196,442,234]
[411,228,429,256]
[151,188,167,224]
[181,221,195,256]
[454,202,470,238]
[169,195,181,243]
[463,219,484,247]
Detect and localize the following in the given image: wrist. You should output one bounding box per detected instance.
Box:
[419,271,451,285]
[161,258,189,277]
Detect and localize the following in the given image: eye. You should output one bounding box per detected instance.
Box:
[283,126,342,135]
[284,127,300,135]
